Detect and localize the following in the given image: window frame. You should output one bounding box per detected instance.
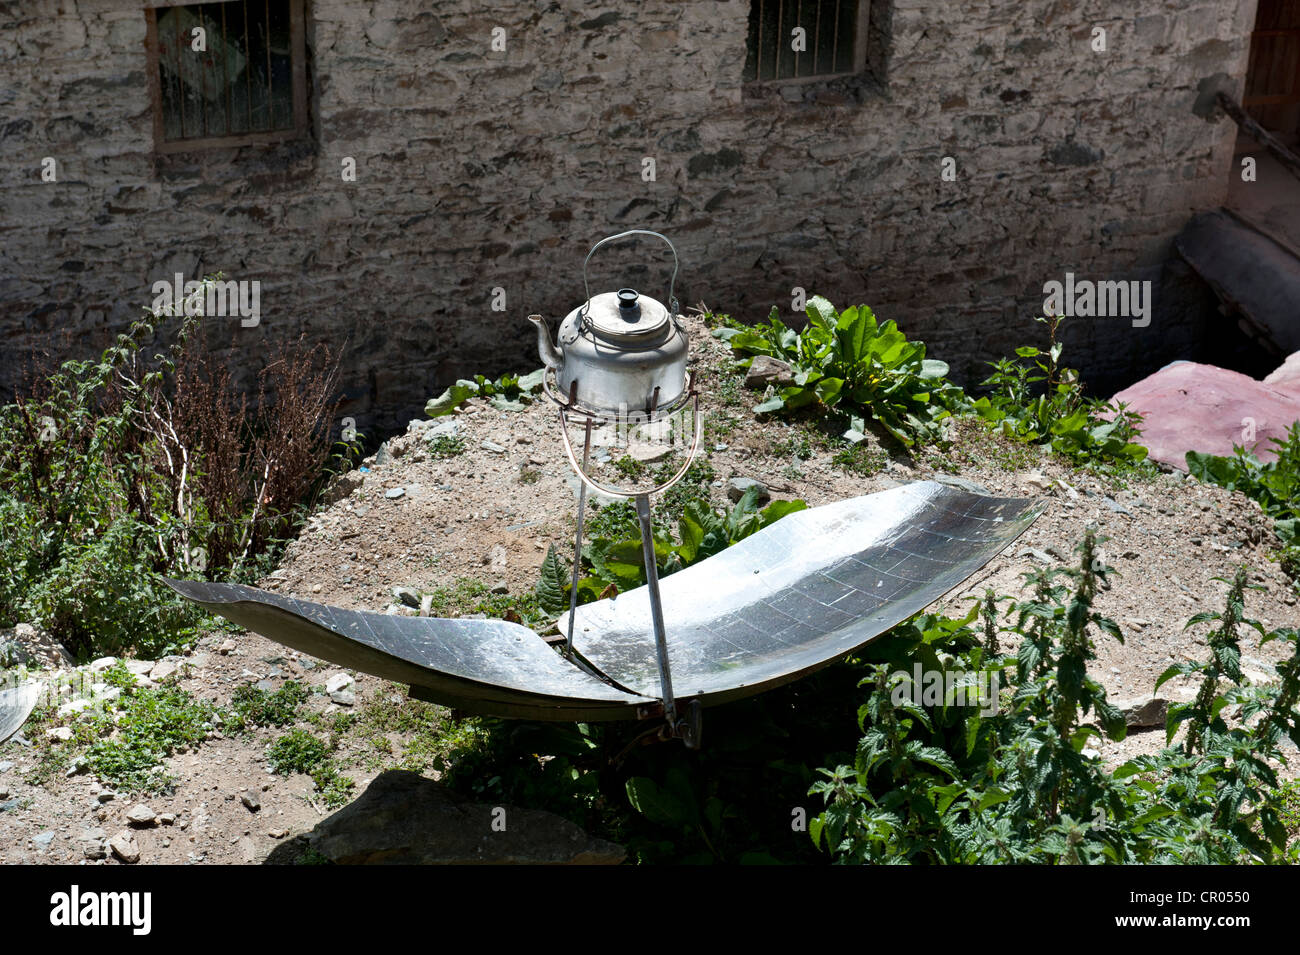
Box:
[743,0,872,86]
[144,0,308,154]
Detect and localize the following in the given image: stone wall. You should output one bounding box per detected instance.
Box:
[0,0,1258,433]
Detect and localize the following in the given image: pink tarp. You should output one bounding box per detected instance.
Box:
[1109,359,1300,469]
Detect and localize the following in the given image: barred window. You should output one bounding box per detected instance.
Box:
[145,0,308,152]
[743,0,866,82]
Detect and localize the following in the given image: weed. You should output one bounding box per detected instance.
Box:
[427,435,467,459]
[832,443,888,477]
[613,455,648,482]
[226,680,309,732]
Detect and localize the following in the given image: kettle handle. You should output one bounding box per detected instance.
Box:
[580,230,679,323]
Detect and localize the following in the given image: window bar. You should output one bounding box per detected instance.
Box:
[813,0,822,76]
[755,0,763,81]
[243,0,253,133]
[793,0,800,78]
[832,0,842,74]
[173,7,188,139]
[776,0,783,79]
[199,3,210,139]
[221,1,231,135]
[265,0,273,130]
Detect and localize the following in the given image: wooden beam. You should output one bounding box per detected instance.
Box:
[1216,90,1300,184]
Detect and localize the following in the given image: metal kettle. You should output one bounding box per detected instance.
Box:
[528,230,688,417]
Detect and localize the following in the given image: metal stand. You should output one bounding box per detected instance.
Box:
[564,418,592,660]
[550,388,703,748]
[635,493,676,727]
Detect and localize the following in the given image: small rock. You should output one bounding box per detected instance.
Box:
[726,477,770,504]
[330,690,357,707]
[97,791,116,804]
[393,586,420,609]
[326,673,355,695]
[108,830,140,864]
[89,656,118,672]
[47,726,72,742]
[33,831,55,849]
[57,699,91,718]
[744,355,795,389]
[83,843,107,860]
[1022,469,1051,491]
[385,487,406,500]
[1020,547,1054,564]
[124,660,154,677]
[626,442,672,464]
[218,639,237,655]
[482,440,508,453]
[1116,696,1169,729]
[241,791,261,812]
[126,804,157,827]
[159,813,176,826]
[424,420,460,440]
[1102,496,1133,516]
[932,473,992,496]
[268,828,288,839]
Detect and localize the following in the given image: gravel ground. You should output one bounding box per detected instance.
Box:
[2,312,1297,863]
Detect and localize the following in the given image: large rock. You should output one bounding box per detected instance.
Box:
[306,771,625,865]
[744,355,795,389]
[0,623,71,669]
[1263,350,1300,397]
[1109,361,1300,469]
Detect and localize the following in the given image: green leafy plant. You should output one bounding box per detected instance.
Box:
[267,729,355,808]
[1187,423,1300,577]
[714,296,962,447]
[809,537,1300,864]
[574,488,807,600]
[226,680,310,732]
[427,434,467,459]
[82,682,220,794]
[970,315,1147,468]
[425,368,545,417]
[0,288,356,660]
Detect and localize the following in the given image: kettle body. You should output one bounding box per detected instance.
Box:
[529,232,688,416]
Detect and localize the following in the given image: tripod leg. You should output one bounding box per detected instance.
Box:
[635,492,677,726]
[564,417,593,659]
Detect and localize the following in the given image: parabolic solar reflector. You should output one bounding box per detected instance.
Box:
[0,680,42,745]
[166,482,1042,722]
[561,482,1042,704]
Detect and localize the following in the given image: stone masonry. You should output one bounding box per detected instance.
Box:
[0,0,1259,432]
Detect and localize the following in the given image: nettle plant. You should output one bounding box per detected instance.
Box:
[535,486,807,614]
[1187,423,1300,578]
[713,296,963,448]
[971,314,1147,468]
[810,533,1300,863]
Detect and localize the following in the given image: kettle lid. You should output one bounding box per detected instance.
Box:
[582,288,671,344]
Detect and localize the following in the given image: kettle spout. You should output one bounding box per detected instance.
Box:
[527,314,562,370]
